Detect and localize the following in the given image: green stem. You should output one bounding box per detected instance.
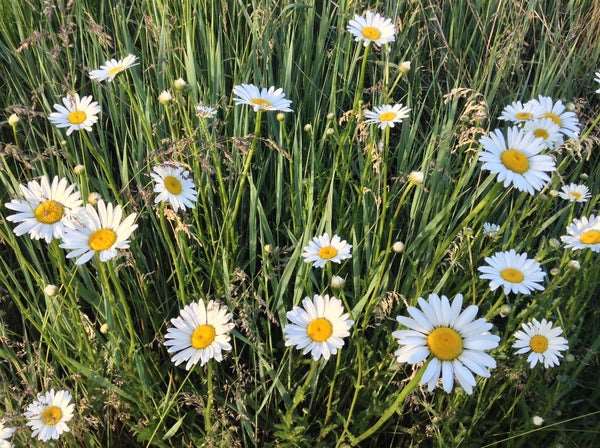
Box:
[581,110,600,140]
[285,360,318,422]
[204,360,213,433]
[353,45,370,111]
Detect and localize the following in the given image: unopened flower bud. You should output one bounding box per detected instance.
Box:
[392,241,405,253]
[408,171,424,185]
[567,260,580,271]
[44,284,59,297]
[100,323,109,334]
[330,275,345,289]
[8,113,20,127]
[499,304,512,317]
[276,112,285,122]
[173,78,187,90]
[304,124,312,133]
[399,61,411,74]
[87,192,101,205]
[73,164,85,175]
[158,90,172,104]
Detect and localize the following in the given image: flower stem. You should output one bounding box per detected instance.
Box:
[353,45,370,111]
[204,360,213,434]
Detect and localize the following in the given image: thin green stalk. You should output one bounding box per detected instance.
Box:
[205,360,213,433]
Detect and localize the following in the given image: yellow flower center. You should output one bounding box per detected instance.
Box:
[249,98,272,108]
[500,149,529,174]
[361,26,382,40]
[580,229,600,245]
[500,268,524,283]
[88,228,117,251]
[164,175,183,195]
[107,65,124,77]
[40,405,63,426]
[533,128,549,139]
[515,111,533,120]
[378,111,397,122]
[307,317,333,342]
[191,324,216,349]
[67,110,87,125]
[34,200,64,224]
[427,327,463,361]
[529,335,549,353]
[570,191,582,200]
[318,245,338,260]
[542,112,561,126]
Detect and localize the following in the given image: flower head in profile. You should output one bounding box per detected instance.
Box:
[284,294,353,361]
[195,104,218,119]
[523,118,563,148]
[24,389,75,442]
[5,176,82,243]
[364,103,410,129]
[478,127,555,195]
[0,420,15,448]
[151,164,197,212]
[89,54,137,82]
[483,222,500,237]
[347,11,396,47]
[60,200,137,265]
[232,84,292,112]
[48,93,100,136]
[529,96,580,138]
[302,233,352,269]
[513,319,568,368]
[393,293,499,394]
[499,100,536,123]
[558,183,590,203]
[478,250,545,295]
[164,300,235,370]
[158,90,172,105]
[561,215,600,252]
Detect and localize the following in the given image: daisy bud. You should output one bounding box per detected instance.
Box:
[100,323,109,334]
[158,90,172,104]
[549,189,559,197]
[550,267,560,276]
[330,275,346,289]
[8,113,20,127]
[549,238,561,249]
[60,140,67,146]
[566,102,576,112]
[87,192,101,205]
[276,112,285,122]
[408,171,424,185]
[263,244,272,254]
[499,304,512,317]
[325,128,334,136]
[580,173,589,180]
[399,61,411,74]
[532,416,544,426]
[567,260,580,271]
[392,241,405,253]
[565,353,575,362]
[326,112,335,121]
[173,78,187,90]
[304,124,312,133]
[73,164,85,175]
[44,284,59,297]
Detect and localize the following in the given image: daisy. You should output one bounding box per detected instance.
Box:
[364,103,410,129]
[0,421,15,448]
[5,176,82,243]
[529,96,580,138]
[347,11,396,47]
[558,183,591,203]
[283,294,353,361]
[513,319,568,368]
[150,165,197,212]
[498,100,536,123]
[478,127,555,195]
[483,222,500,237]
[523,118,563,148]
[595,71,600,93]
[302,233,352,269]
[164,300,235,370]
[158,90,172,104]
[88,54,137,82]
[60,200,137,265]
[478,250,546,295]
[24,389,75,442]
[393,293,499,394]
[561,215,600,252]
[48,93,100,136]
[195,104,217,119]
[232,84,292,112]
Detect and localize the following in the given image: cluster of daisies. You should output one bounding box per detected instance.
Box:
[1,9,597,444]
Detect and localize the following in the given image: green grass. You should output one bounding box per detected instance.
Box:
[1,0,600,446]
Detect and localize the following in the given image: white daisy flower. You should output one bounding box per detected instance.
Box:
[232,84,292,112]
[88,54,137,82]
[393,293,499,394]
[529,96,580,138]
[24,389,75,442]
[513,319,568,368]
[478,250,546,296]
[498,100,536,123]
[364,103,410,129]
[164,300,235,370]
[483,222,500,237]
[0,421,15,448]
[558,183,591,203]
[523,118,563,148]
[302,233,352,269]
[5,176,82,243]
[561,215,600,252]
[60,200,137,265]
[347,11,396,47]
[283,294,353,361]
[478,127,555,195]
[48,93,100,136]
[595,71,600,93]
[150,165,197,212]
[195,104,217,119]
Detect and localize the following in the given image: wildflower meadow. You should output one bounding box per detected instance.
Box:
[1,1,600,446]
